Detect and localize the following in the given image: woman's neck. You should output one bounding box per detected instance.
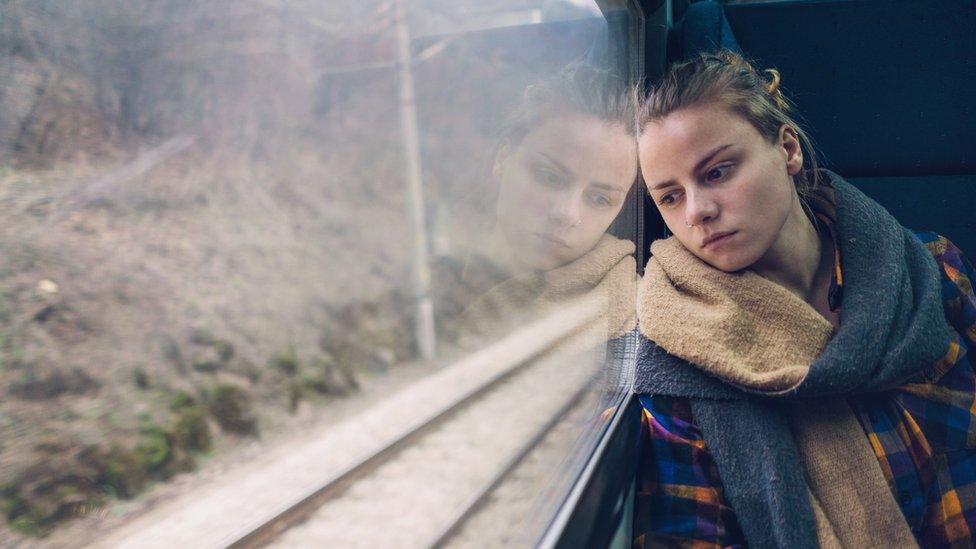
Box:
[750,196,831,304]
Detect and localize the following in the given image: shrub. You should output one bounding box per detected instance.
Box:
[189,328,217,346]
[192,360,220,373]
[9,510,48,537]
[133,367,150,389]
[215,340,235,362]
[0,482,28,524]
[207,384,257,435]
[269,347,299,376]
[135,425,171,474]
[169,390,198,412]
[299,374,331,395]
[287,380,302,413]
[171,405,211,453]
[100,446,146,499]
[0,442,108,537]
[161,338,187,372]
[303,357,359,396]
[9,367,99,400]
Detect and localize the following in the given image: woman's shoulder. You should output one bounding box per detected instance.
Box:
[913,232,976,318]
[915,231,971,272]
[889,233,976,457]
[897,231,976,388]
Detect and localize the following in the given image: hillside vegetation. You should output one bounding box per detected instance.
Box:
[0,0,600,540]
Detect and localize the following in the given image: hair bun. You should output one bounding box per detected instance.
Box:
[763,69,787,109]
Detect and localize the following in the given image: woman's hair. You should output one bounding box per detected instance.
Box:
[497,64,638,156]
[637,50,821,198]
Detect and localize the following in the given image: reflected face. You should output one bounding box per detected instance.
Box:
[639,105,802,272]
[494,114,637,271]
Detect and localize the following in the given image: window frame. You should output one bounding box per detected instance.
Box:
[532,1,666,545]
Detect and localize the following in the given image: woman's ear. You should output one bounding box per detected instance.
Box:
[492,140,512,178]
[779,124,804,176]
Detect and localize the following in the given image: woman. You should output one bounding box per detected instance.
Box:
[455,66,640,350]
[633,51,976,548]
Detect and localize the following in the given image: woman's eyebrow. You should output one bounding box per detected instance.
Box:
[590,182,625,194]
[536,153,624,193]
[536,153,573,174]
[648,144,734,191]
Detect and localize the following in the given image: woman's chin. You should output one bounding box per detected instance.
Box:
[508,241,576,272]
[694,250,754,273]
[518,254,566,272]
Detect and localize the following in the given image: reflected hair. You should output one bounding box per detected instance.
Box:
[638,51,821,199]
[496,64,638,154]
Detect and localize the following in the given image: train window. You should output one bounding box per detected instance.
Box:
[0,1,642,546]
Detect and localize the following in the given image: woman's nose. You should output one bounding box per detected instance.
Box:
[548,192,583,227]
[685,189,718,227]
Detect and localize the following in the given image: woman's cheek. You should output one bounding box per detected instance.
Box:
[661,208,685,237]
[590,207,619,238]
[499,178,537,224]
[514,181,556,220]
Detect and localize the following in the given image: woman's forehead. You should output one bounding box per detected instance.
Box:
[518,114,637,188]
[639,106,759,175]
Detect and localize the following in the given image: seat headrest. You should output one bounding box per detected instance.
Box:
[680,1,742,58]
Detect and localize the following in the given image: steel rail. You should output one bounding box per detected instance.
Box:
[225,297,604,548]
[425,368,600,549]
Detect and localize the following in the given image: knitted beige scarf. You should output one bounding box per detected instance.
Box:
[640,236,917,548]
[460,234,637,352]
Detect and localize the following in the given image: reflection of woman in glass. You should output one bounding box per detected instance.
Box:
[457,66,639,348]
[634,51,976,547]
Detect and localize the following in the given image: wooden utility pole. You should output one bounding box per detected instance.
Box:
[394,0,436,360]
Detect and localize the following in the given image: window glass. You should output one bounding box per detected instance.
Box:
[0,1,638,545]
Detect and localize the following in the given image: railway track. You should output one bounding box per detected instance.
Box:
[427,370,613,549]
[95,295,619,549]
[259,340,602,548]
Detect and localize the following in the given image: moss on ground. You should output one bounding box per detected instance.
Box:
[0,386,223,537]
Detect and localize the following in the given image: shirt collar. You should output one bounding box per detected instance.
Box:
[802,176,844,311]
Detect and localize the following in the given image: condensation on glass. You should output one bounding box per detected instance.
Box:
[0,1,638,546]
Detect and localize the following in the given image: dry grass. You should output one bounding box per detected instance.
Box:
[0,0,605,540]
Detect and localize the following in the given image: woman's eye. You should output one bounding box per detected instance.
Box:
[658,193,679,207]
[535,168,565,187]
[705,164,733,182]
[587,193,612,208]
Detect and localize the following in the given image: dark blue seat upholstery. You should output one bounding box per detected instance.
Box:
[678,0,741,56]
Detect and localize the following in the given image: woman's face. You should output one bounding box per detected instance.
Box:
[639,104,803,272]
[494,114,637,271]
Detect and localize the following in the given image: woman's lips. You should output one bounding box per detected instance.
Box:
[702,231,737,250]
[534,232,570,248]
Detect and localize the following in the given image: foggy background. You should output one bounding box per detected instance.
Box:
[0,0,613,543]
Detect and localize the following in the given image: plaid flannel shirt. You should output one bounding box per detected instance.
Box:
[634,232,976,548]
